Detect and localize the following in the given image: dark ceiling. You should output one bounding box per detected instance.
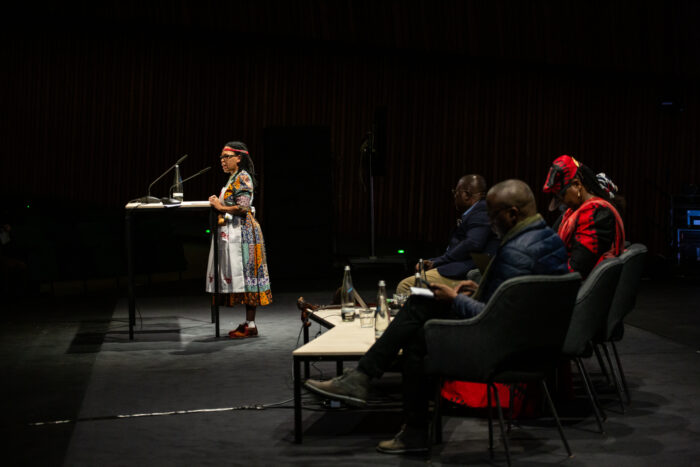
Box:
[6,0,699,77]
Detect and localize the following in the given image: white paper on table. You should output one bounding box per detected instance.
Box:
[409,287,434,298]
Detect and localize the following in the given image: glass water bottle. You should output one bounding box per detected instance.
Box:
[172,164,184,201]
[374,280,390,339]
[340,266,355,322]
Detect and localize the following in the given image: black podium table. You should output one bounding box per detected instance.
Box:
[124,201,220,340]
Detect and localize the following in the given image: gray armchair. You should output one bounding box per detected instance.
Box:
[595,243,647,408]
[424,272,581,465]
[562,257,623,432]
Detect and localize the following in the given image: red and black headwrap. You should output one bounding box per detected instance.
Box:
[543,155,580,196]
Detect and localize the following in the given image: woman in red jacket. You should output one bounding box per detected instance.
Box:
[543,154,625,278]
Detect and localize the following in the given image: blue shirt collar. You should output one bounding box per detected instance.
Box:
[461,199,481,219]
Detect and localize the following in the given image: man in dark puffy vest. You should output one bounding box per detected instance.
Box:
[304,179,568,455]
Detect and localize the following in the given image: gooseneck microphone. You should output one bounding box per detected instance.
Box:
[161,166,212,205]
[133,154,189,204]
[168,166,211,196]
[147,154,188,198]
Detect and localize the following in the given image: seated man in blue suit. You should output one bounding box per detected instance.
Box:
[396,174,498,295]
[305,179,568,455]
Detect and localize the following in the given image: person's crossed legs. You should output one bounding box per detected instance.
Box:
[304,295,456,454]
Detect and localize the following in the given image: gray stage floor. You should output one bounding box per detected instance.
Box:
[2,279,700,466]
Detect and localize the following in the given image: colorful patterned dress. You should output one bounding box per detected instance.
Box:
[206,170,272,306]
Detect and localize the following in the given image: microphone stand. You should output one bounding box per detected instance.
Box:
[364,129,377,259]
[133,154,189,204]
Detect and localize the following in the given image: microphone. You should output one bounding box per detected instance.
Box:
[133,154,189,204]
[161,166,212,206]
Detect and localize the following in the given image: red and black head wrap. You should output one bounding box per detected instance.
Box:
[543,155,580,196]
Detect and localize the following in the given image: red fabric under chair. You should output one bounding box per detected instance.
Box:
[441,380,543,417]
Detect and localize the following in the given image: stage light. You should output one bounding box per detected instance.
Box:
[205,229,211,234]
[397,249,405,254]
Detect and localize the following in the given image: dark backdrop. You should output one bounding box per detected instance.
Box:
[1,0,698,268]
[263,126,333,278]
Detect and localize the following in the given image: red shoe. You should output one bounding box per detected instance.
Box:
[228,323,259,339]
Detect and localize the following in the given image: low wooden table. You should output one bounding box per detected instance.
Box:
[292,308,377,444]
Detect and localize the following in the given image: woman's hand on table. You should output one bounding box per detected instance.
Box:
[208,195,222,211]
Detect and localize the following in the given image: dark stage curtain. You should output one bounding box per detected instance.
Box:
[1,1,698,259]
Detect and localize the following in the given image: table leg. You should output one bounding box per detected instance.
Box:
[303,326,310,378]
[294,356,303,443]
[210,208,220,337]
[125,209,135,340]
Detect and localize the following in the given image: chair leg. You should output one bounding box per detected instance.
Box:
[593,343,612,386]
[541,380,573,457]
[431,380,443,446]
[576,358,606,433]
[580,357,607,421]
[602,343,626,413]
[490,382,512,467]
[487,382,494,459]
[507,384,515,433]
[611,341,631,405]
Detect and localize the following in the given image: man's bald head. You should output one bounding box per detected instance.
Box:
[486,179,538,237]
[488,179,537,217]
[458,174,487,196]
[454,174,487,212]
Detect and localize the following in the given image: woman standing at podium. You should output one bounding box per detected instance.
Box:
[207,141,272,338]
